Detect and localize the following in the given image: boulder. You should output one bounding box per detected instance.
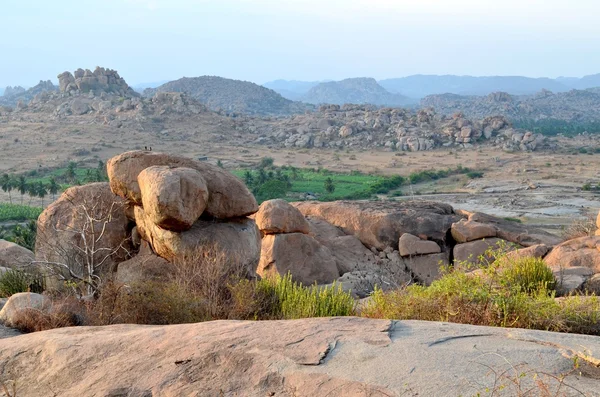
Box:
[544,236,600,273]
[116,252,174,285]
[398,233,441,257]
[584,273,600,294]
[255,199,310,235]
[450,219,496,243]
[453,238,512,267]
[325,270,408,298]
[0,292,50,327]
[553,266,594,295]
[307,216,379,275]
[135,207,260,277]
[107,151,257,219]
[138,166,209,231]
[257,233,339,285]
[293,201,460,250]
[504,244,550,261]
[404,252,450,285]
[468,212,561,247]
[0,239,34,270]
[35,183,132,282]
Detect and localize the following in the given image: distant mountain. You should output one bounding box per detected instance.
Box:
[0,87,3,96]
[570,74,600,90]
[263,80,326,100]
[421,89,600,122]
[144,76,311,116]
[301,78,416,107]
[132,80,169,93]
[380,75,571,98]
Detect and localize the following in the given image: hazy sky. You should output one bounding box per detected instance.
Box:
[2,0,599,87]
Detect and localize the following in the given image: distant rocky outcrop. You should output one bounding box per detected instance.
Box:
[0,80,57,107]
[248,105,545,152]
[421,89,600,122]
[301,78,416,107]
[57,67,138,97]
[144,76,311,116]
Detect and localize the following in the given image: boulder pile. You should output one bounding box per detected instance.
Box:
[57,67,138,97]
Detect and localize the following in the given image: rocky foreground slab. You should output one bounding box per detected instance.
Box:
[1,318,599,396]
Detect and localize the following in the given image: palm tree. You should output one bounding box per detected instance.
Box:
[17,176,27,205]
[66,162,77,183]
[243,171,254,186]
[27,183,37,206]
[48,178,59,201]
[1,174,13,204]
[37,182,47,207]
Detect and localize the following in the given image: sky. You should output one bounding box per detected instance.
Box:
[1,0,600,88]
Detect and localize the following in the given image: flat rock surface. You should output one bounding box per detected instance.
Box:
[1,318,599,396]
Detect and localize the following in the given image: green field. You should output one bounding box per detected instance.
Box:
[0,204,43,222]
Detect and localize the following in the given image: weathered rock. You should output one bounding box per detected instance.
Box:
[116,252,174,285]
[255,199,310,235]
[257,233,339,285]
[398,233,441,257]
[35,183,132,281]
[584,273,600,294]
[404,252,450,285]
[0,239,34,270]
[293,200,460,250]
[453,238,512,267]
[0,292,50,327]
[138,166,209,231]
[544,236,600,273]
[3,317,600,396]
[325,270,408,298]
[468,212,561,247]
[450,219,497,243]
[307,216,378,275]
[107,151,257,219]
[135,207,260,276]
[554,266,594,295]
[505,244,550,261]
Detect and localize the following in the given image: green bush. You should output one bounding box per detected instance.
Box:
[0,204,42,222]
[466,171,484,179]
[500,257,556,294]
[0,269,45,297]
[258,274,355,319]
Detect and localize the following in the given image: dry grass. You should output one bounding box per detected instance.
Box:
[561,213,597,241]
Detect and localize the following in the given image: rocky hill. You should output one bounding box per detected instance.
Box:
[421,89,600,122]
[246,104,545,152]
[263,79,324,100]
[0,80,57,107]
[144,76,311,116]
[301,78,416,107]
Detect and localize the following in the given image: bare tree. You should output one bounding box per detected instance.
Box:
[33,191,132,297]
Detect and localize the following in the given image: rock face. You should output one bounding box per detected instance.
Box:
[294,200,460,251]
[135,206,261,276]
[404,252,450,285]
[468,212,561,247]
[57,67,138,97]
[35,183,132,278]
[544,236,600,273]
[398,233,441,257]
[0,292,49,327]
[451,219,497,243]
[257,233,340,285]
[138,166,209,231]
[453,238,511,266]
[2,318,600,396]
[0,239,34,270]
[115,251,174,285]
[107,151,258,219]
[255,199,310,235]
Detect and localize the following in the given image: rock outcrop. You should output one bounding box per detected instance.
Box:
[255,199,310,235]
[57,67,138,97]
[2,317,600,396]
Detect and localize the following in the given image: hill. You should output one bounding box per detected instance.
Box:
[144,76,311,116]
[0,81,57,107]
[263,80,324,100]
[301,78,416,107]
[421,89,600,122]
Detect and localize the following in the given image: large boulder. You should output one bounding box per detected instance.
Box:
[293,201,460,251]
[450,219,497,243]
[307,216,379,275]
[0,239,34,270]
[0,292,50,327]
[134,207,260,276]
[504,244,550,261]
[468,212,561,247]
[257,233,339,285]
[544,236,600,273]
[398,233,441,257]
[453,238,512,267]
[107,151,257,219]
[255,199,310,235]
[138,166,209,231]
[404,252,450,285]
[35,183,132,280]
[116,251,174,285]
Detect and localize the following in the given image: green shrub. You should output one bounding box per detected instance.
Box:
[258,273,355,319]
[0,269,45,297]
[466,171,484,179]
[499,257,556,294]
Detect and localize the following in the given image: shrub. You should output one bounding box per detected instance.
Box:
[562,214,597,240]
[466,171,484,179]
[499,257,556,294]
[10,307,80,333]
[0,269,44,297]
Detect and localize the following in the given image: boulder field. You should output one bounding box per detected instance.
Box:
[1,317,599,396]
[2,150,600,297]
